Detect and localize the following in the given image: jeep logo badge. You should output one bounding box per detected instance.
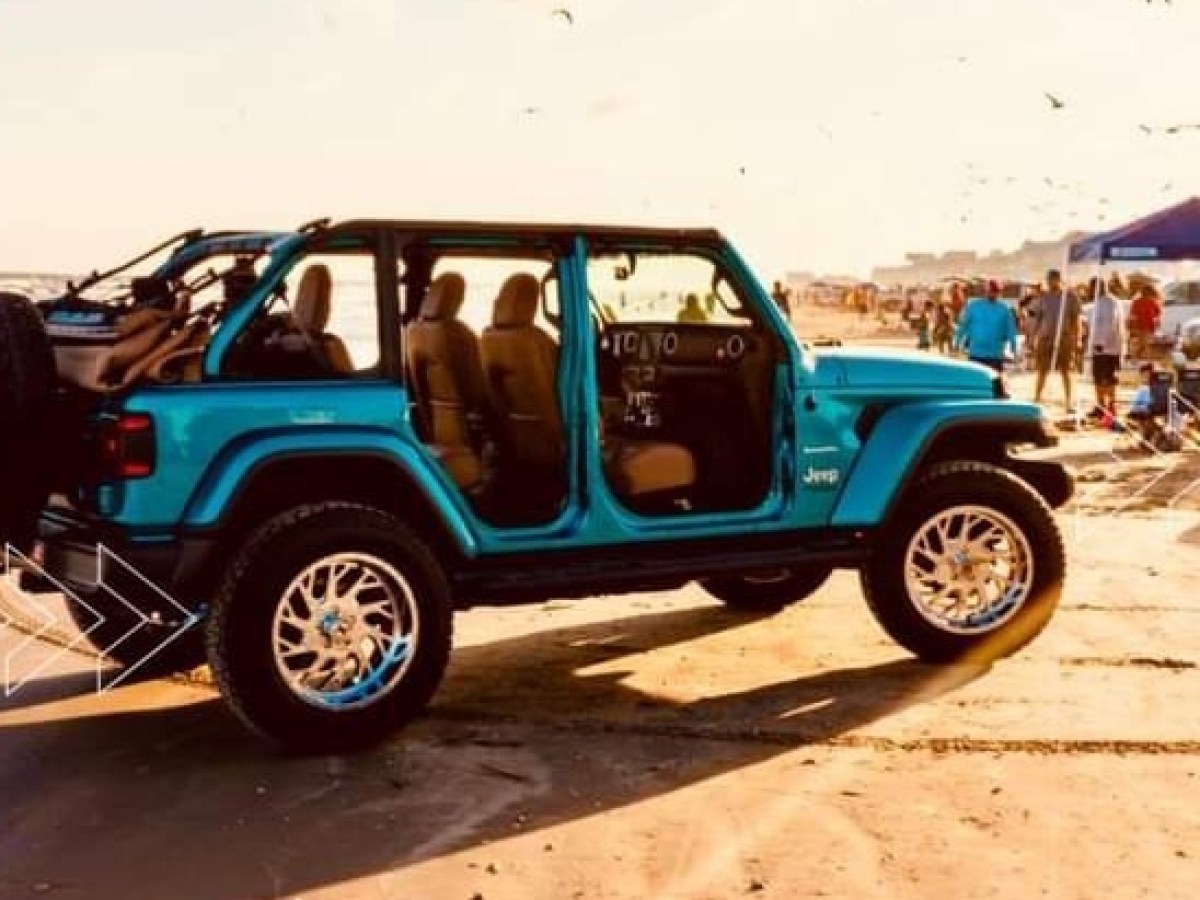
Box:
[802,466,840,487]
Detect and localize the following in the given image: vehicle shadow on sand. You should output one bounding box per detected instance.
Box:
[0,605,988,900]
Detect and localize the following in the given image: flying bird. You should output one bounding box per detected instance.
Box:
[1044,92,1065,110]
[552,7,574,25]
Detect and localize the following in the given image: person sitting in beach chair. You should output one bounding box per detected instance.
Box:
[1125,364,1182,451]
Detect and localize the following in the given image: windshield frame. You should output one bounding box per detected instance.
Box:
[582,242,760,328]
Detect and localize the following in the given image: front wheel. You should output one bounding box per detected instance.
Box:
[861,461,1065,663]
[205,503,453,753]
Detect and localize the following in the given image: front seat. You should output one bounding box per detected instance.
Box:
[481,273,565,496]
[405,273,487,491]
[481,273,696,506]
[293,264,354,374]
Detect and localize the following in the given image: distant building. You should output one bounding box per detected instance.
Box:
[870,232,1090,286]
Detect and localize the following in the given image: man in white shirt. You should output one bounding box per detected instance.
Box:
[1088,276,1126,416]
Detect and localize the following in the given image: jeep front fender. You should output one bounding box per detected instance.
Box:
[830,400,1054,527]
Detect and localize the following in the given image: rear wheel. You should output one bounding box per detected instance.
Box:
[0,293,56,551]
[205,503,453,753]
[701,565,833,613]
[861,461,1065,663]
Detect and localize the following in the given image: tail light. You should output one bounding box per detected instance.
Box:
[98,413,156,479]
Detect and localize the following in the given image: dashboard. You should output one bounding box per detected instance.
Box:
[599,323,759,369]
[596,322,777,509]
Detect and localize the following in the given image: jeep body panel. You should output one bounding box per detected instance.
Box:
[811,346,1001,397]
[830,399,1051,526]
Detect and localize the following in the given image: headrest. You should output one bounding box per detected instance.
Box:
[420,273,466,321]
[294,264,332,333]
[493,273,540,327]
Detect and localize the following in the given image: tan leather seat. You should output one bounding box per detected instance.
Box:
[433,445,484,493]
[481,274,566,472]
[605,440,697,498]
[293,264,354,374]
[406,273,488,490]
[481,273,696,499]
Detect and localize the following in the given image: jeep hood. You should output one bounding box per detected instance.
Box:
[806,347,996,398]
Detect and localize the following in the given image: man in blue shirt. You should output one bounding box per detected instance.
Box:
[954,279,1019,372]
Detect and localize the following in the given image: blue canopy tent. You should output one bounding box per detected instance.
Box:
[1054,198,1200,419]
[1069,197,1200,264]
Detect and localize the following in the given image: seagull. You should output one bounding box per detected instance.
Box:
[1044,92,1065,110]
[1139,124,1154,134]
[552,7,574,25]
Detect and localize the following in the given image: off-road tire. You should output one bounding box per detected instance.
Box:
[861,461,1065,663]
[0,292,57,551]
[701,565,834,613]
[63,595,206,677]
[205,502,453,753]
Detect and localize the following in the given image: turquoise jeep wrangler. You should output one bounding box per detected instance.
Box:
[8,219,1071,752]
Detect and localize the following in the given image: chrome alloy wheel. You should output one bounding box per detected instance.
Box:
[903,505,1034,635]
[271,552,418,710]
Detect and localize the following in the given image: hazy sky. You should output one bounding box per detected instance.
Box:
[2,0,1199,277]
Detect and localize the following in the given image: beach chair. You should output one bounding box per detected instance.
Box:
[1175,368,1200,437]
[1118,370,1181,452]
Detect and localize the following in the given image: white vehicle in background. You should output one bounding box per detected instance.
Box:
[1169,316,1200,370]
[1161,280,1200,338]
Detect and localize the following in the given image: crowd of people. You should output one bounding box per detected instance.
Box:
[897,271,1167,417]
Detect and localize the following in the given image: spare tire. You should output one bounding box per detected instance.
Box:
[0,292,57,552]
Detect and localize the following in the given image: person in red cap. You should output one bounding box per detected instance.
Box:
[1127,282,1162,359]
[953,279,1019,372]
